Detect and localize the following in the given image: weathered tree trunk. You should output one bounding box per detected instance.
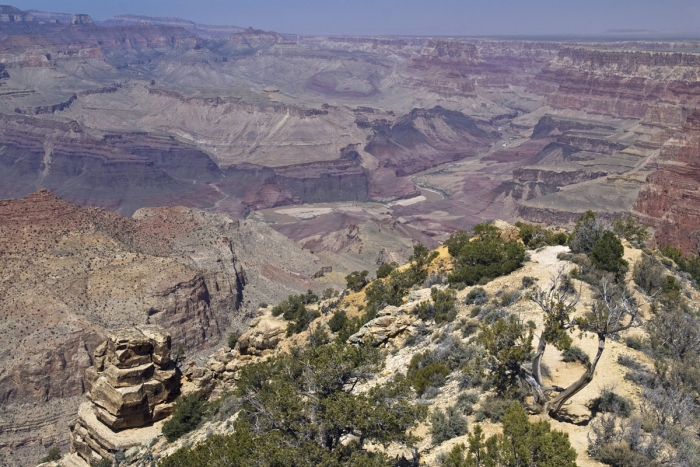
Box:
[547,335,606,416]
[532,334,547,386]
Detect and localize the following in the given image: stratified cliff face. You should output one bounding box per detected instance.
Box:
[635,112,700,252]
[0,190,330,466]
[538,47,700,123]
[0,115,222,216]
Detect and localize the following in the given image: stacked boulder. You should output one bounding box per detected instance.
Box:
[70,326,180,465]
[206,315,285,382]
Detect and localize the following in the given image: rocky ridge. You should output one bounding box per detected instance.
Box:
[0,190,334,466]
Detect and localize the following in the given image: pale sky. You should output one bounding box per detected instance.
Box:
[10,0,700,36]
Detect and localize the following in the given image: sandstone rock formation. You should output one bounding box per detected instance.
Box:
[349,305,414,346]
[71,326,179,465]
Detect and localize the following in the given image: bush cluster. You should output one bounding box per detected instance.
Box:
[588,389,634,418]
[414,287,457,324]
[447,224,525,286]
[464,287,488,305]
[345,270,369,292]
[430,405,469,445]
[407,352,450,396]
[515,221,568,249]
[271,291,320,336]
[376,262,398,279]
[162,391,209,442]
[160,342,427,467]
[561,345,590,366]
[442,403,577,467]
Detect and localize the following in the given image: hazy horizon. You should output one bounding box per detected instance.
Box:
[8,0,700,37]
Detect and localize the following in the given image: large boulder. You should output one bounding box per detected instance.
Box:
[237,316,285,356]
[348,306,414,346]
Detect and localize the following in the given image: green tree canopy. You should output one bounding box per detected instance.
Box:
[590,231,628,276]
[442,403,577,467]
[447,224,525,286]
[160,342,427,467]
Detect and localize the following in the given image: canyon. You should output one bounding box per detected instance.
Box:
[2,4,700,465]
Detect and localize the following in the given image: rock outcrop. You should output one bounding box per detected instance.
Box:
[70,15,93,25]
[70,326,179,465]
[349,305,414,345]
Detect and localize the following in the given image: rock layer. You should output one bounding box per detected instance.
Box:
[71,325,178,465]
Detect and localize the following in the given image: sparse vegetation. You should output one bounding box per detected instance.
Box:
[162,391,209,442]
[271,291,321,335]
[633,254,666,295]
[464,286,489,305]
[515,221,568,249]
[408,351,451,396]
[447,224,526,286]
[227,331,239,349]
[561,345,590,366]
[589,388,634,417]
[430,405,469,445]
[479,267,640,417]
[612,215,650,245]
[442,403,577,467]
[160,342,426,467]
[345,270,369,292]
[376,262,398,279]
[40,447,61,463]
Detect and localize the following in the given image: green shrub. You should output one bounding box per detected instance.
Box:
[464,287,488,305]
[162,392,209,442]
[588,389,634,417]
[271,291,318,318]
[160,342,426,467]
[590,231,628,276]
[496,289,520,307]
[562,346,590,366]
[408,352,451,396]
[430,405,469,445]
[94,459,112,467]
[41,447,61,463]
[227,332,239,349]
[660,245,700,286]
[455,391,479,415]
[624,336,647,351]
[521,276,537,288]
[444,403,577,467]
[431,287,457,323]
[596,441,650,467]
[515,221,568,249]
[569,210,606,255]
[612,216,650,245]
[328,309,348,333]
[448,225,525,286]
[632,255,665,295]
[661,275,681,298]
[345,270,369,292]
[474,395,511,423]
[376,262,398,279]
